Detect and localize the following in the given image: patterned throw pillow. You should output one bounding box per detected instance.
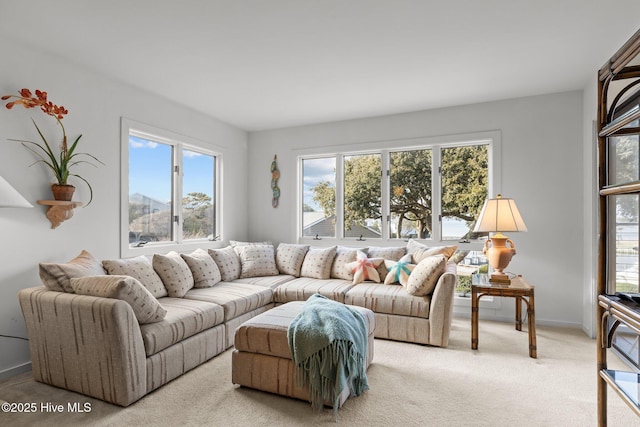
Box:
[153,251,195,297]
[345,250,383,285]
[235,244,279,278]
[71,275,167,324]
[181,248,222,288]
[102,256,168,298]
[366,246,407,279]
[300,246,337,279]
[405,255,447,296]
[384,254,416,286]
[331,246,366,280]
[39,250,106,293]
[406,239,458,263]
[275,243,309,277]
[208,246,241,281]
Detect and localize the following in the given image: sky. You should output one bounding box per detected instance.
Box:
[129,135,214,203]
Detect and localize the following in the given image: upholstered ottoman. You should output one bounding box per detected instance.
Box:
[232,301,375,407]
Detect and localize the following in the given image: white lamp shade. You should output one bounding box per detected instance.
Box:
[472,195,527,233]
[0,176,33,208]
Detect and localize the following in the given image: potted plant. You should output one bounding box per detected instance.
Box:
[1,88,103,205]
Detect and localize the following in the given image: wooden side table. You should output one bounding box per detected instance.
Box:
[471,277,537,358]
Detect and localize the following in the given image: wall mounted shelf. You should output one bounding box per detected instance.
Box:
[37,200,82,229]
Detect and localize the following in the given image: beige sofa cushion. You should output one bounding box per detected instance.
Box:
[153,251,195,297]
[180,248,222,288]
[273,277,354,304]
[300,246,337,279]
[208,246,241,281]
[103,256,168,298]
[70,275,167,324]
[140,298,225,356]
[183,282,273,321]
[232,275,296,290]
[406,255,447,296]
[39,250,106,293]
[344,282,431,318]
[235,244,279,278]
[275,243,309,277]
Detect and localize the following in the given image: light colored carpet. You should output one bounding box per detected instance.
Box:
[0,318,637,426]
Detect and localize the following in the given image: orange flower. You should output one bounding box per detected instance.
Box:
[2,88,68,120]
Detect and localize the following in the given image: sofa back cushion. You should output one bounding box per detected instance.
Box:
[208,246,241,281]
[405,255,447,296]
[275,243,309,277]
[406,239,457,263]
[235,244,279,278]
[331,246,365,281]
[153,251,195,297]
[102,256,168,298]
[181,248,222,288]
[39,250,106,293]
[300,246,337,279]
[71,275,167,324]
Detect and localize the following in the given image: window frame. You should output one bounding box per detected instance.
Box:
[120,118,222,257]
[295,130,501,250]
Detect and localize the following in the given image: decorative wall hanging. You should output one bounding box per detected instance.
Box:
[271,154,280,208]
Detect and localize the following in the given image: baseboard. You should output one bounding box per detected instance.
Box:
[0,362,32,381]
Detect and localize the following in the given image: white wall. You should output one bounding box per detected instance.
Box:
[248,91,585,328]
[0,36,249,378]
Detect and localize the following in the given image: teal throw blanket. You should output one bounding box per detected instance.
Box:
[287,294,369,414]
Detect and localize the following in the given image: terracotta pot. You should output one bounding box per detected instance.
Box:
[51,184,75,201]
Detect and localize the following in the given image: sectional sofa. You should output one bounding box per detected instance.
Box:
[18,240,457,406]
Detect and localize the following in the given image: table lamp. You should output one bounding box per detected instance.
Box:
[0,175,32,208]
[472,194,527,283]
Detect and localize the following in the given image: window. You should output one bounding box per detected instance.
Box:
[121,119,220,256]
[297,132,498,294]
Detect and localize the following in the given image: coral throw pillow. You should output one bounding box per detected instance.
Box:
[345,250,383,285]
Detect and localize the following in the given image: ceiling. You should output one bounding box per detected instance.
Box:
[1,1,640,131]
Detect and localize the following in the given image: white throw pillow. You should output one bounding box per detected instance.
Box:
[331,246,366,280]
[300,246,337,279]
[208,246,241,281]
[181,248,222,288]
[235,244,279,278]
[153,251,195,297]
[275,243,309,277]
[39,250,106,293]
[405,255,447,296]
[71,275,167,324]
[102,255,168,298]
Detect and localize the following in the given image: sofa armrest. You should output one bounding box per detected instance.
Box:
[18,286,147,406]
[428,262,457,347]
